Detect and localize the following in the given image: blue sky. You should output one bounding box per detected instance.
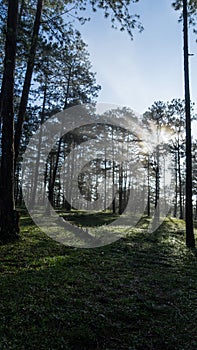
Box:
[76,0,197,117]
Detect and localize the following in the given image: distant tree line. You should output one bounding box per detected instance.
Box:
[19,101,197,223]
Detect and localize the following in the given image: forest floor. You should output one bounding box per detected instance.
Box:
[0,212,197,349]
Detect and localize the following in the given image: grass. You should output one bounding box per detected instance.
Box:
[0,213,197,349]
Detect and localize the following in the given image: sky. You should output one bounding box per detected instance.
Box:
[75,0,197,119]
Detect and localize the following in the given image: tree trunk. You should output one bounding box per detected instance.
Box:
[154,155,160,221]
[30,78,47,209]
[177,138,183,219]
[48,152,55,209]
[183,0,195,247]
[173,152,178,218]
[112,127,116,214]
[0,0,19,243]
[14,0,43,167]
[147,155,151,216]
[195,195,197,221]
[48,68,72,207]
[15,164,20,206]
[118,164,123,215]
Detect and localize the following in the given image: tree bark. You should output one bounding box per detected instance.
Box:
[0,0,19,243]
[14,0,43,167]
[183,0,195,247]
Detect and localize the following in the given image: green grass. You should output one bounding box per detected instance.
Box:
[0,213,197,349]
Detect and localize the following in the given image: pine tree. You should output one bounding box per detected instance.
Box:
[0,0,19,243]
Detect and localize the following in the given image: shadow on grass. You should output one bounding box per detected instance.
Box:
[0,214,197,349]
[60,210,120,227]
